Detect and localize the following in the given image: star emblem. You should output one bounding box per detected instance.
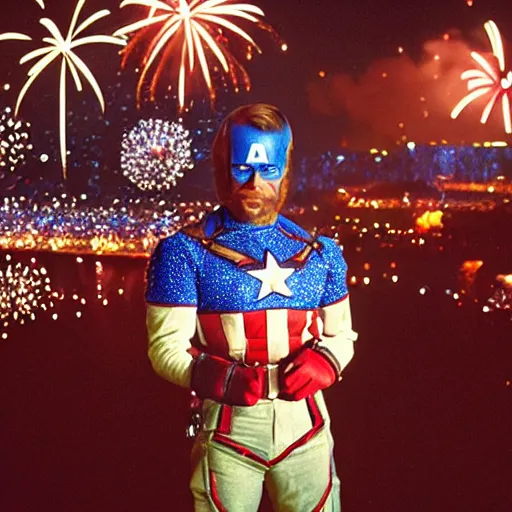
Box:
[247,251,295,300]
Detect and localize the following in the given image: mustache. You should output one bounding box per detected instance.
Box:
[235,190,269,200]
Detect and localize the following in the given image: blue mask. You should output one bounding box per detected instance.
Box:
[230,124,292,185]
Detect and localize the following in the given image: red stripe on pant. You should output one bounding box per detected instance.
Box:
[209,470,228,512]
[312,467,333,512]
[212,396,325,468]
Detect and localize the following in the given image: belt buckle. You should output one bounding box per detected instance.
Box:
[266,364,279,400]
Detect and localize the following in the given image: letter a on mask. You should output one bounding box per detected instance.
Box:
[245,143,269,164]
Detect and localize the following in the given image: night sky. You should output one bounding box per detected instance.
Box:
[1,0,511,156]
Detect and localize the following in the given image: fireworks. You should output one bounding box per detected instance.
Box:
[0,107,33,173]
[114,0,279,109]
[0,0,126,178]
[120,118,194,191]
[451,20,512,134]
[485,274,512,317]
[0,256,53,337]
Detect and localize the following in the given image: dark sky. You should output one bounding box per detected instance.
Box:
[1,0,511,155]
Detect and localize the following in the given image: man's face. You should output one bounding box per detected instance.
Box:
[227,124,291,224]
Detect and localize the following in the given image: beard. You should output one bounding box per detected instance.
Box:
[225,188,279,225]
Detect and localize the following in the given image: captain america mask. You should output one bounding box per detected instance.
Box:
[230,124,291,184]
[228,124,292,225]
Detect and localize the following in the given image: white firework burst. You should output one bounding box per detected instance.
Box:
[120,118,194,191]
[0,257,53,336]
[0,107,33,173]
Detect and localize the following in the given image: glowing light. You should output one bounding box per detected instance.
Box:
[451,20,512,134]
[281,43,288,52]
[0,0,126,178]
[319,70,326,78]
[121,118,194,191]
[0,195,215,256]
[34,0,45,8]
[0,107,33,173]
[115,0,279,110]
[497,274,512,287]
[416,210,444,232]
[0,258,54,333]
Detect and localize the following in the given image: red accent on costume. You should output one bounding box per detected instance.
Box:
[244,310,268,364]
[308,310,320,339]
[197,314,230,355]
[209,470,228,512]
[192,354,266,406]
[197,309,319,364]
[288,309,308,355]
[312,467,333,512]
[278,347,337,402]
[217,405,233,435]
[212,397,324,468]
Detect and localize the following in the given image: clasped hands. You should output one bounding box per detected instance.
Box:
[191,341,338,406]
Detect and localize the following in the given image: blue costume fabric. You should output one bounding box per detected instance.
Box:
[146,207,348,314]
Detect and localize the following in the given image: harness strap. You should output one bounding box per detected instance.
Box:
[182,216,323,269]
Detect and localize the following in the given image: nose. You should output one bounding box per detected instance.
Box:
[246,170,265,189]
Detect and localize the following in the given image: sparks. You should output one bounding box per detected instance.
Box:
[0,0,125,178]
[0,107,33,173]
[451,20,512,134]
[121,118,194,191]
[114,0,279,109]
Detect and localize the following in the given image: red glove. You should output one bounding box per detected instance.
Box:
[191,353,266,406]
[279,345,338,401]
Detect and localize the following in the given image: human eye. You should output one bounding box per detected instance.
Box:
[231,164,254,183]
[260,165,280,179]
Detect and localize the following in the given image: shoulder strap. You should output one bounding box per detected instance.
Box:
[182,211,324,269]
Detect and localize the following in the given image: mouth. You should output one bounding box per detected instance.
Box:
[238,192,264,206]
[243,197,263,207]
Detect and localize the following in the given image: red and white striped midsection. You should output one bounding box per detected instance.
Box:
[196,309,321,365]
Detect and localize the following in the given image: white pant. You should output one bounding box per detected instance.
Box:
[190,393,341,511]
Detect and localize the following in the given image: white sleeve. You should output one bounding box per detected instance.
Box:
[316,296,358,376]
[146,304,197,388]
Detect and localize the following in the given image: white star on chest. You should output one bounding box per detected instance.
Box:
[247,251,295,300]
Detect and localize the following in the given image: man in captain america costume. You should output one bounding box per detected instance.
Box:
[145,103,357,511]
